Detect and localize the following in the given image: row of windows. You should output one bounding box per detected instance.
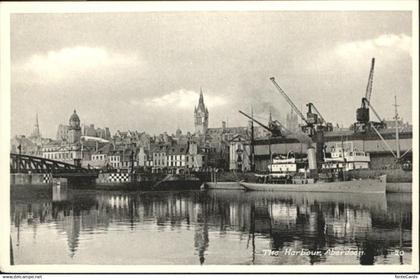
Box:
[109,161,139,168]
[153,153,166,158]
[153,155,197,164]
[92,155,107,160]
[168,162,185,167]
[109,156,120,162]
[154,160,166,165]
[167,155,185,160]
[43,152,74,160]
[43,148,58,152]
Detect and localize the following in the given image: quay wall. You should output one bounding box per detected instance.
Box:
[350,168,412,183]
[386,183,412,193]
[96,173,132,184]
[10,173,53,186]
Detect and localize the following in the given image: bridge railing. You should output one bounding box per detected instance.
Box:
[10,153,97,174]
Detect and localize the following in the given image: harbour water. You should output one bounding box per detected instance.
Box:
[10,185,412,265]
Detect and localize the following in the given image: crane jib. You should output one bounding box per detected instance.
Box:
[269,77,308,124]
[238,110,271,132]
[365,57,375,102]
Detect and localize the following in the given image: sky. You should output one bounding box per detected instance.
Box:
[11,11,413,138]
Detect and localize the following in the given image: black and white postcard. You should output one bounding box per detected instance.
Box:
[0,1,418,274]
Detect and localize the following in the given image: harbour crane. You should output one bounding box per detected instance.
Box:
[269,77,329,169]
[354,58,386,132]
[306,103,333,132]
[269,77,308,127]
[269,77,331,136]
[238,110,285,137]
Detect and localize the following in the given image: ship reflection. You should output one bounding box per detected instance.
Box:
[10,186,411,265]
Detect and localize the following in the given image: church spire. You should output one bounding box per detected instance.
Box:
[197,88,206,112]
[194,87,209,135]
[199,88,204,104]
[31,112,41,139]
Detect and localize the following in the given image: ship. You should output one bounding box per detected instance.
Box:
[239,146,387,194]
[240,176,386,193]
[237,73,411,193]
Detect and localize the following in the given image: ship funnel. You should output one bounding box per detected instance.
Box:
[307,146,317,171]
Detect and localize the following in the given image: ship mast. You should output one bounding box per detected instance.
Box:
[250,106,255,172]
[394,95,400,159]
[268,109,272,164]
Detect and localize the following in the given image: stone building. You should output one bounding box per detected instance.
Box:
[55,110,82,144]
[285,108,299,133]
[229,134,251,172]
[82,124,111,140]
[113,130,151,150]
[43,110,84,164]
[68,110,82,144]
[42,144,81,164]
[11,135,42,156]
[11,113,44,156]
[56,124,69,142]
[55,110,111,145]
[191,91,266,170]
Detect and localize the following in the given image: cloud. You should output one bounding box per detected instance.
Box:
[16,46,140,83]
[335,33,412,58]
[138,89,228,109]
[304,33,412,79]
[292,33,412,130]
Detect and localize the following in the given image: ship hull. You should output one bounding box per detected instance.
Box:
[240,175,386,194]
[203,181,243,190]
[94,179,202,191]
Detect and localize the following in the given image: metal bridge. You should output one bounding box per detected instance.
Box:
[10,153,98,181]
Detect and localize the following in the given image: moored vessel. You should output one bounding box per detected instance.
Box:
[240,175,386,193]
[241,145,386,193]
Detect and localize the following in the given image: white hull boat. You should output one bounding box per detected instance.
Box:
[240,175,386,194]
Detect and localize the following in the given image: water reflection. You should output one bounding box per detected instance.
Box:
[10,186,412,265]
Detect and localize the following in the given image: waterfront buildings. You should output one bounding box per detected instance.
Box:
[195,90,267,170]
[11,115,52,157]
[229,134,252,172]
[56,124,69,142]
[42,110,84,164]
[12,89,260,173]
[56,111,110,143]
[11,135,43,156]
[42,145,81,164]
[82,124,111,140]
[13,87,412,174]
